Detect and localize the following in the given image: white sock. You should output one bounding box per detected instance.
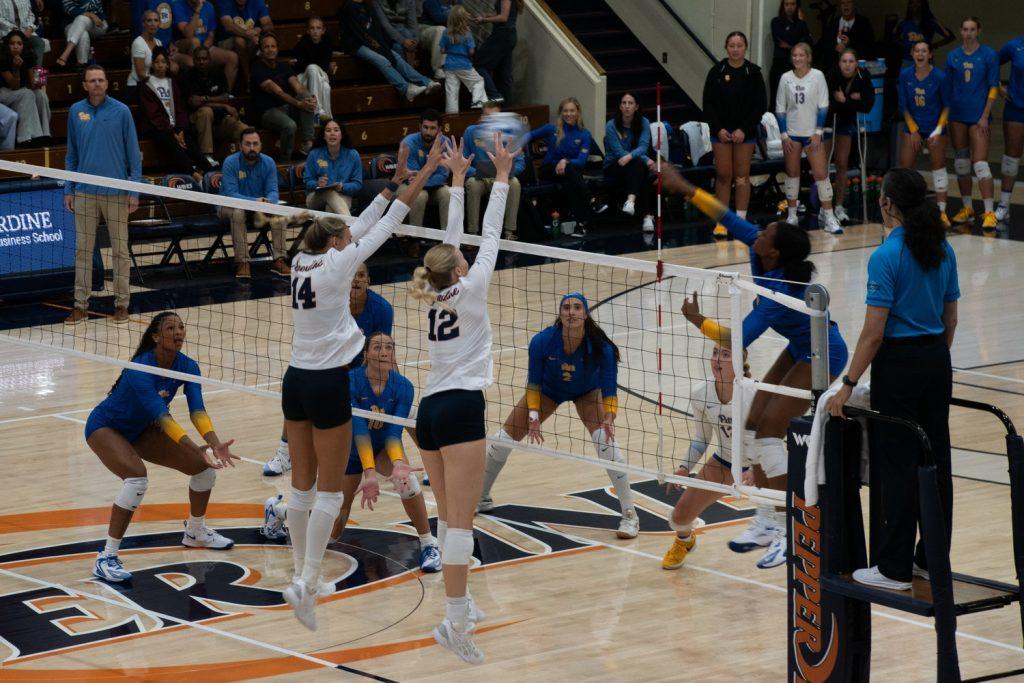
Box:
[187,515,204,531]
[938,200,947,212]
[301,491,343,585]
[984,197,994,213]
[446,595,470,632]
[591,429,634,513]
[1001,191,1012,207]
[775,509,788,529]
[104,536,121,555]
[287,486,315,579]
[279,438,289,452]
[419,533,437,548]
[822,207,835,218]
[736,209,747,219]
[788,207,798,222]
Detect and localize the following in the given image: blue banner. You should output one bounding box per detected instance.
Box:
[0,188,76,277]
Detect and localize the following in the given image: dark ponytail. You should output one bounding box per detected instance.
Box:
[770,222,816,283]
[882,168,947,270]
[108,311,179,395]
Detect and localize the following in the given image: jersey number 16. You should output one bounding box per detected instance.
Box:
[428,308,459,341]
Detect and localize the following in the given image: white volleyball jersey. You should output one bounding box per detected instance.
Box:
[776,68,829,137]
[289,196,407,370]
[423,184,506,397]
[687,380,756,466]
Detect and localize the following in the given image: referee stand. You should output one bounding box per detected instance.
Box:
[786,289,1024,682]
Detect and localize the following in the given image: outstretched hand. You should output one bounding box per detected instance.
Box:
[486,131,520,181]
[442,136,475,179]
[203,440,239,469]
[387,459,424,495]
[422,134,447,174]
[392,143,412,185]
[659,162,696,198]
[681,290,703,325]
[356,472,380,510]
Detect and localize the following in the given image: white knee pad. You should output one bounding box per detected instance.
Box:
[973,160,992,180]
[312,491,343,521]
[591,429,625,463]
[784,176,800,201]
[753,437,788,478]
[442,527,475,565]
[114,477,148,511]
[815,178,834,202]
[1002,155,1021,178]
[288,485,316,513]
[933,168,949,193]
[393,472,422,499]
[189,467,216,492]
[954,149,971,177]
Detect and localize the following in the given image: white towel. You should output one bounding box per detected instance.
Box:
[804,380,871,505]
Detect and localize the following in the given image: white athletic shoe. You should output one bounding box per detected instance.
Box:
[995,202,1011,223]
[425,81,442,94]
[315,577,336,597]
[616,508,640,539]
[476,495,495,513]
[756,527,787,569]
[912,563,930,581]
[260,494,288,540]
[852,566,912,591]
[728,515,776,553]
[93,552,132,582]
[834,205,850,224]
[283,579,319,631]
[621,198,636,216]
[822,212,844,234]
[405,84,427,102]
[419,544,442,573]
[785,213,800,227]
[182,523,235,549]
[642,215,655,232]
[468,596,486,626]
[263,443,291,476]
[433,619,484,665]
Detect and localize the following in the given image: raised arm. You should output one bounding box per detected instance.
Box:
[463,133,515,292]
[441,136,472,246]
[348,144,412,241]
[660,163,759,245]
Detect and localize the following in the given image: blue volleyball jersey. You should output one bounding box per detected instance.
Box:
[350,367,414,462]
[945,45,1000,122]
[526,325,618,409]
[898,66,949,132]
[350,289,394,366]
[999,36,1024,106]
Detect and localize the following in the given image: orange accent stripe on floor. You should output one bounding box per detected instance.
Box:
[0,503,265,535]
[40,301,146,325]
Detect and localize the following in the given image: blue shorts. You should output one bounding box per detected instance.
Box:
[346,432,389,475]
[788,135,813,146]
[826,122,858,138]
[84,407,149,443]
[541,384,600,406]
[902,123,945,137]
[785,324,849,375]
[1005,101,1024,124]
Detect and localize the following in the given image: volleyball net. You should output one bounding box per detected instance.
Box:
[0,159,832,504]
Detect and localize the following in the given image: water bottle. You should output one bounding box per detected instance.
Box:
[88,46,95,66]
[550,211,560,236]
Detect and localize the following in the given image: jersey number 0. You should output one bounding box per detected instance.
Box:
[428,308,459,341]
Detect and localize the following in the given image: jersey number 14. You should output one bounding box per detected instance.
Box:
[291,276,316,310]
[428,308,459,341]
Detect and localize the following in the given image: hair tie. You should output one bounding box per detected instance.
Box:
[424,266,432,274]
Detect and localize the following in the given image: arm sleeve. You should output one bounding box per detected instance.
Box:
[264,160,280,203]
[815,73,830,132]
[344,198,410,273]
[123,369,188,442]
[999,42,1012,65]
[898,79,919,131]
[858,71,876,113]
[462,181,506,293]
[603,120,626,161]
[124,112,144,187]
[691,189,760,245]
[702,67,721,133]
[349,193,390,241]
[384,379,413,461]
[770,17,786,45]
[182,359,213,436]
[600,342,618,415]
[380,298,394,336]
[569,130,591,167]
[987,49,1000,96]
[372,0,402,44]
[304,154,318,192]
[740,304,772,348]
[687,388,711,462]
[64,117,77,194]
[353,418,375,470]
[633,120,652,161]
[442,186,465,246]
[865,249,896,308]
[340,151,363,195]
[526,332,544,411]
[775,74,788,115]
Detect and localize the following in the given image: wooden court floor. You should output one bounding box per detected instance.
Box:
[0,220,1022,680]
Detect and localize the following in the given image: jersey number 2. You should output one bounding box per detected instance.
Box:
[428,308,459,341]
[291,276,316,310]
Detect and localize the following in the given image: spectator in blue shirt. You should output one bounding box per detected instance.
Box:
[217,0,273,91]
[173,0,239,91]
[528,96,594,229]
[464,102,524,238]
[218,127,287,279]
[440,5,485,113]
[402,109,452,227]
[64,65,143,326]
[304,119,363,216]
[56,0,108,68]
[418,0,461,79]
[0,102,16,149]
[827,167,959,592]
[603,92,655,233]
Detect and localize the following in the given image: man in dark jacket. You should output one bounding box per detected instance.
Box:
[817,0,875,69]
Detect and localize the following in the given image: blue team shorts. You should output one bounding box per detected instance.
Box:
[788,135,813,146]
[785,323,849,375]
[541,384,601,406]
[902,123,945,137]
[346,432,389,475]
[84,407,148,443]
[1005,100,1024,124]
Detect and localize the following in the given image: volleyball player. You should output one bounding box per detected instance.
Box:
[996,34,1024,224]
[776,42,843,234]
[826,48,875,225]
[407,133,516,664]
[945,16,1000,230]
[85,311,238,582]
[660,163,849,569]
[478,293,640,538]
[280,135,444,631]
[898,40,951,225]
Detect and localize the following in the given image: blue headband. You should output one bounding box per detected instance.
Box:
[560,293,589,314]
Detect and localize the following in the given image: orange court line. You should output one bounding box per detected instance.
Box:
[0,503,265,535]
[41,301,146,325]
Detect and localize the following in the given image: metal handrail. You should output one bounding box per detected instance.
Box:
[950,397,1018,437]
[654,0,716,64]
[843,405,934,466]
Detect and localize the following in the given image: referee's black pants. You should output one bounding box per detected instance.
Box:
[869,335,953,583]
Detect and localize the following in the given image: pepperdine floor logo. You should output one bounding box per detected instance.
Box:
[0,480,750,665]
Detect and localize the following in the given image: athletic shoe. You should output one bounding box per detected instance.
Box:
[616,508,640,539]
[621,198,636,216]
[940,212,951,229]
[263,443,291,476]
[260,494,288,540]
[433,619,484,665]
[315,577,336,597]
[433,68,445,80]
[476,495,495,513]
[661,534,696,570]
[283,579,318,631]
[912,563,930,581]
[93,552,132,582]
[419,544,442,573]
[65,308,88,325]
[784,214,800,227]
[995,202,1011,223]
[951,205,974,224]
[822,212,844,234]
[756,528,787,569]
[112,306,129,324]
[468,596,486,625]
[981,211,998,230]
[405,84,426,102]
[727,515,775,553]
[852,566,911,591]
[713,223,728,238]
[642,215,655,232]
[204,155,220,169]
[182,523,235,549]
[834,205,850,224]
[425,81,442,94]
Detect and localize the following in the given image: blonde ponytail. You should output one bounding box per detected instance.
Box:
[409,266,438,307]
[407,243,460,309]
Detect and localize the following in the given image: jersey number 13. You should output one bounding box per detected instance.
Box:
[428,308,459,341]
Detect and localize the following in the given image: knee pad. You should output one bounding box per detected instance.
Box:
[312,491,343,521]
[114,477,148,511]
[784,176,800,201]
[815,178,834,202]
[442,527,475,565]
[288,486,316,513]
[973,161,992,180]
[189,467,216,492]
[487,428,515,464]
[591,429,625,463]
[954,149,971,177]
[753,437,788,478]
[393,472,422,499]
[1002,155,1021,178]
[734,176,750,187]
[933,168,949,193]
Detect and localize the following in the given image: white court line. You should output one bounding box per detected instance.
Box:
[954,368,1024,385]
[52,414,86,425]
[0,566,362,677]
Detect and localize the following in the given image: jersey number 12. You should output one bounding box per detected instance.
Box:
[428,308,459,341]
[291,276,316,310]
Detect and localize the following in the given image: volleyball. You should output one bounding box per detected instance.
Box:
[472,111,528,156]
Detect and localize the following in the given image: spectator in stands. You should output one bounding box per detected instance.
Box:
[251,32,316,161]
[529,96,593,230]
[0,30,50,145]
[292,16,334,121]
[56,0,108,68]
[127,9,172,101]
[184,45,245,168]
[173,0,239,90]
[64,65,142,325]
[817,0,874,70]
[304,119,362,216]
[138,48,210,184]
[0,103,16,149]
[892,0,953,68]
[826,48,875,226]
[339,0,438,103]
[473,0,520,104]
[0,0,48,66]
[603,92,655,233]
[464,101,524,238]
[769,0,810,105]
[373,0,419,61]
[702,31,766,239]
[441,5,485,113]
[402,108,451,227]
[217,0,273,91]
[419,0,460,79]
[218,127,287,279]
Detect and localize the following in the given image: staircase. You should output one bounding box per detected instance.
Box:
[543,0,700,126]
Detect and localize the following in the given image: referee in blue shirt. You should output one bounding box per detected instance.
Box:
[828,167,960,592]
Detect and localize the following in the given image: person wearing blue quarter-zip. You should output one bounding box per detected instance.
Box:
[401,109,452,228]
[463,101,525,238]
[64,65,143,326]
[528,96,593,231]
[304,119,363,217]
